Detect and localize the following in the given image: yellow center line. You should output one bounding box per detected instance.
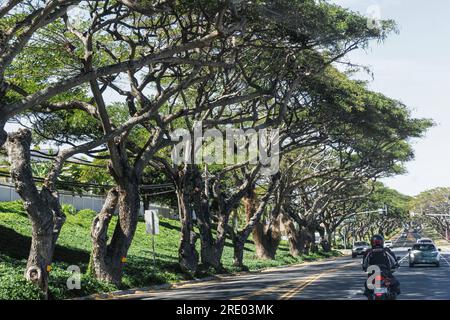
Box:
[234,261,357,300]
[277,261,357,300]
[231,275,319,300]
[278,274,324,300]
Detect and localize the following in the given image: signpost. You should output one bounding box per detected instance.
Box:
[145,210,159,268]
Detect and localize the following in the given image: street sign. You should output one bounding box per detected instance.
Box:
[144,209,159,269]
[145,210,159,235]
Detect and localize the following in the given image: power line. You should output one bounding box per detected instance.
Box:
[29,150,105,168]
[0,171,175,194]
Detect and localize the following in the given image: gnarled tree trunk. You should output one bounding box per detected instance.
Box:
[174,165,230,274]
[244,189,281,260]
[176,187,199,275]
[252,219,281,260]
[190,167,217,270]
[90,187,118,280]
[280,213,302,256]
[196,171,233,272]
[90,175,140,285]
[232,178,278,268]
[209,210,231,270]
[173,165,200,275]
[5,129,65,297]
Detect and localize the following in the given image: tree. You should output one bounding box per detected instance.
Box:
[0,0,234,145]
[0,0,433,294]
[1,0,243,290]
[182,0,403,270]
[411,188,450,240]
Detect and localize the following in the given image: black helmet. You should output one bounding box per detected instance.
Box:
[371,234,384,248]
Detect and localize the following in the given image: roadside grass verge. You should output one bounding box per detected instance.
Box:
[421,226,450,248]
[0,201,340,299]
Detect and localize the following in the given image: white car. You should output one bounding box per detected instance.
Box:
[416,237,434,244]
[409,243,441,267]
[384,240,393,248]
[352,241,370,258]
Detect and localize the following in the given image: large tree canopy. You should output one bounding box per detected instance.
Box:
[0,0,432,297]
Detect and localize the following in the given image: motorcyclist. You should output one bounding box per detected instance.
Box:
[362,234,401,296]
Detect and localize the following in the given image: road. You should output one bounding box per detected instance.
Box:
[115,232,450,300]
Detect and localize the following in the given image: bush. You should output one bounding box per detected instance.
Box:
[77,209,97,219]
[69,208,97,226]
[0,267,43,300]
[61,204,77,215]
[47,268,117,300]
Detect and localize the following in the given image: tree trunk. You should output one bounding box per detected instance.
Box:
[174,164,230,274]
[142,194,150,211]
[232,178,278,268]
[287,214,311,255]
[5,129,65,297]
[252,219,281,260]
[90,175,140,285]
[232,234,247,269]
[210,211,231,270]
[307,223,319,253]
[26,222,54,298]
[177,188,199,275]
[298,227,310,254]
[244,189,281,260]
[280,213,301,256]
[328,232,333,248]
[320,225,332,252]
[90,187,119,281]
[106,180,140,284]
[0,125,6,147]
[190,167,220,270]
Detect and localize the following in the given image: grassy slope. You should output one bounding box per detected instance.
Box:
[421,226,450,249]
[0,201,339,299]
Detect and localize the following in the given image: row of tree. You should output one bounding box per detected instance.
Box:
[410,188,450,240]
[0,0,431,297]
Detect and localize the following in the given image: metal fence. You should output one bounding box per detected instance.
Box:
[0,183,175,218]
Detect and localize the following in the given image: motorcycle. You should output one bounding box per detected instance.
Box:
[366,272,397,300]
[364,262,400,300]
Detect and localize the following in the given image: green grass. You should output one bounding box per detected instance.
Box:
[0,200,340,300]
[421,226,447,244]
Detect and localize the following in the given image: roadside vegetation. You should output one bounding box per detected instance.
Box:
[0,201,339,299]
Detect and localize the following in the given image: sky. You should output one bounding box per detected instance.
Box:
[329,0,450,196]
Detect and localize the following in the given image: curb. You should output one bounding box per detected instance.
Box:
[74,253,347,300]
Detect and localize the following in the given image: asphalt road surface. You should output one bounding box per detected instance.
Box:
[119,232,450,300]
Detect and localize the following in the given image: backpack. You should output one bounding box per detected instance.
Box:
[367,248,391,269]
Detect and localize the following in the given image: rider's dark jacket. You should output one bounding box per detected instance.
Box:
[362,247,398,271]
